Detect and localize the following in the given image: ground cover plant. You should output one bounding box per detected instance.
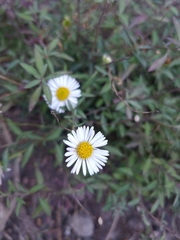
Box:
[1,0,180,239]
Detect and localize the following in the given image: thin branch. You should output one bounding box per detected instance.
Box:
[51,111,71,131]
[0,75,21,86]
[68,183,96,219]
[105,211,120,240]
[0,91,22,100]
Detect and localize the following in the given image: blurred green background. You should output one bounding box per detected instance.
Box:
[1,0,180,239]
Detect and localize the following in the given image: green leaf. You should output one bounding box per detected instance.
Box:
[81,93,95,98]
[21,144,34,168]
[17,12,34,21]
[39,197,51,216]
[148,51,169,72]
[24,80,41,89]
[47,58,54,73]
[8,180,17,193]
[116,101,125,110]
[150,199,159,213]
[153,158,163,165]
[15,197,25,216]
[35,168,44,185]
[128,86,144,99]
[43,83,52,104]
[100,113,108,133]
[128,197,139,206]
[95,65,107,75]
[29,85,42,112]
[106,145,123,157]
[35,47,44,76]
[29,184,44,194]
[55,143,64,166]
[118,167,133,177]
[77,109,87,119]
[173,17,180,42]
[100,81,111,94]
[116,183,130,195]
[47,39,59,53]
[127,100,142,110]
[20,63,40,78]
[50,52,74,61]
[2,148,9,170]
[143,158,152,174]
[23,132,42,141]
[143,181,157,191]
[42,64,48,76]
[46,128,62,141]
[7,120,22,136]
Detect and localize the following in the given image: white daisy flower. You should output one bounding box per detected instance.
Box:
[44,75,81,113]
[0,166,11,185]
[63,126,109,176]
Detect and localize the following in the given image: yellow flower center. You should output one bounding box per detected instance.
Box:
[56,87,70,101]
[76,141,93,159]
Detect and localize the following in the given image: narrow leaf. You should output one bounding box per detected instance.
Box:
[148,51,169,72]
[47,58,54,73]
[35,168,44,184]
[7,120,22,136]
[21,144,34,167]
[50,52,74,62]
[167,37,180,47]
[55,143,64,166]
[130,15,148,28]
[151,199,159,213]
[2,148,9,170]
[15,197,25,216]
[128,198,140,206]
[39,197,51,216]
[42,64,48,76]
[25,80,41,89]
[17,12,34,21]
[47,39,59,53]
[46,128,62,141]
[20,63,40,78]
[35,47,44,76]
[106,146,123,157]
[43,83,52,104]
[29,184,44,194]
[29,86,42,112]
[173,17,180,41]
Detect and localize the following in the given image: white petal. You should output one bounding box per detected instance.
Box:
[95,149,109,157]
[75,158,82,174]
[66,156,78,167]
[92,139,108,148]
[71,158,82,174]
[88,127,95,142]
[86,159,94,175]
[90,132,105,145]
[65,154,77,162]
[82,161,87,176]
[63,140,75,148]
[76,126,84,142]
[65,151,75,157]
[87,158,99,174]
[91,157,104,169]
[67,133,78,145]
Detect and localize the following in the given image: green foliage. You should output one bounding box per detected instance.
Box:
[1,0,180,237]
